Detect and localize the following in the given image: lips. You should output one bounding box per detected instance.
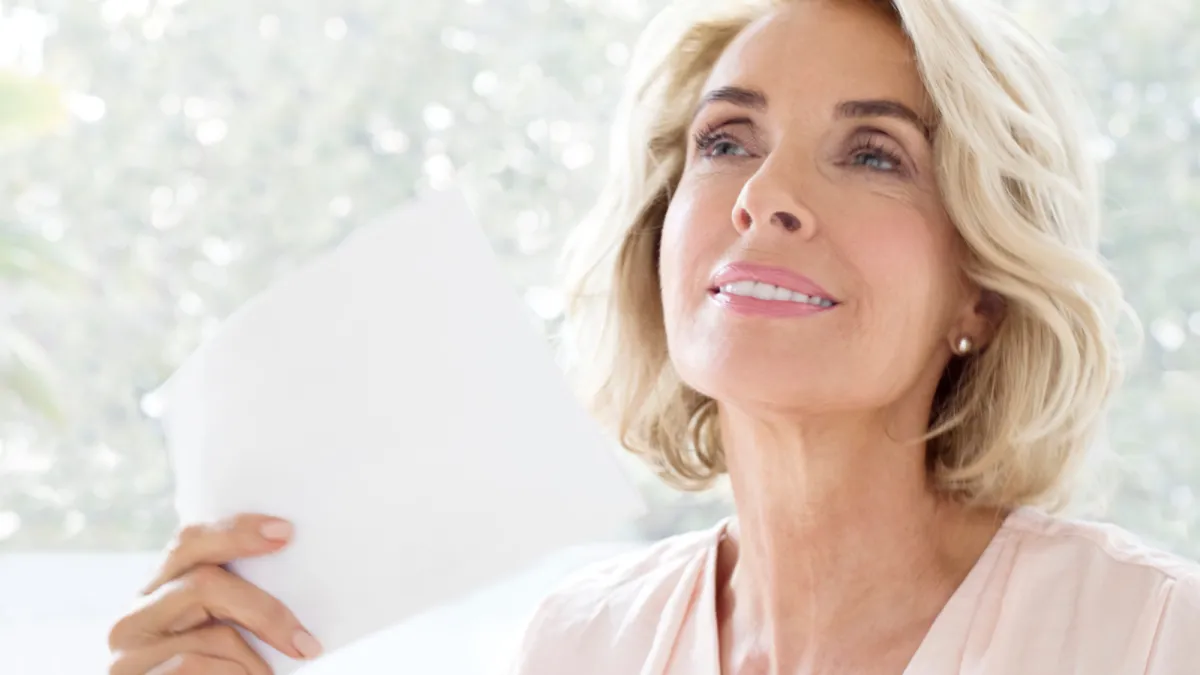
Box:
[708,262,839,305]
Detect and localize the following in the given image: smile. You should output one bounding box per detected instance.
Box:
[707,262,840,318]
[715,280,836,308]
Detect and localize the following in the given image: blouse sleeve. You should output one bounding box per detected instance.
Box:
[507,589,576,675]
[1144,571,1200,674]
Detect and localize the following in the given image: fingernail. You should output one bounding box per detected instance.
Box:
[260,520,293,542]
[293,630,323,659]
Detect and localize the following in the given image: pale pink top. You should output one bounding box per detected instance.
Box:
[511,507,1200,674]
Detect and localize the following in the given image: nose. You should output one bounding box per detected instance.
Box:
[731,154,817,239]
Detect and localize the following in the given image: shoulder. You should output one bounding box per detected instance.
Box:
[508,520,724,675]
[1001,507,1199,589]
[1139,561,1200,672]
[994,508,1200,671]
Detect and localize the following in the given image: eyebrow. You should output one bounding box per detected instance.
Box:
[835,99,933,140]
[692,86,934,140]
[693,85,769,116]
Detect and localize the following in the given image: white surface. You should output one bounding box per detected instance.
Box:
[155,187,643,673]
[0,545,638,675]
[0,553,158,675]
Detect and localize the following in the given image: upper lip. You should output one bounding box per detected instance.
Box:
[710,262,838,302]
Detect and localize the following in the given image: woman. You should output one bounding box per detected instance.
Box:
[108,0,1199,673]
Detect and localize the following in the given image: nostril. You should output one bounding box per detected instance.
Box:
[773,211,801,232]
[732,205,757,232]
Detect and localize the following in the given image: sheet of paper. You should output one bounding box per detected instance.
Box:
[294,542,642,675]
[155,187,644,674]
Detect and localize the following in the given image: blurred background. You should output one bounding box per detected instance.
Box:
[0,0,1196,672]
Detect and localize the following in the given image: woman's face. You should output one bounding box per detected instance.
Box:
[660,0,987,418]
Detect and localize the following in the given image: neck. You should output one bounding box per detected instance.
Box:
[715,405,1004,671]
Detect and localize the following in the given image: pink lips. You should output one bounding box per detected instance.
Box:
[708,262,838,318]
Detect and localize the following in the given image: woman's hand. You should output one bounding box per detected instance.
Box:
[107,513,322,674]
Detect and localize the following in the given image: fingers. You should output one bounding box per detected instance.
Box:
[108,513,318,674]
[110,564,318,661]
[143,514,294,596]
[110,624,267,675]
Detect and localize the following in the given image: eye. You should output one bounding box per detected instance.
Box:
[851,149,898,171]
[847,135,906,174]
[706,137,750,157]
[692,122,754,159]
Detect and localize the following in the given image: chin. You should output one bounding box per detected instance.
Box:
[676,355,814,409]
[673,347,894,420]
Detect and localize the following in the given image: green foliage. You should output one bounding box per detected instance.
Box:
[0,68,71,426]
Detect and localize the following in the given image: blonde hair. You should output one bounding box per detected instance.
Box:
[559,0,1131,510]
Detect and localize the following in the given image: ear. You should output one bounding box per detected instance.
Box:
[950,286,1005,355]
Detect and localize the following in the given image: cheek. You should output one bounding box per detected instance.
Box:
[659,177,740,320]
[838,200,962,333]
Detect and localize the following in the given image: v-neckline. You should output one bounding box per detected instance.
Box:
[699,508,1022,675]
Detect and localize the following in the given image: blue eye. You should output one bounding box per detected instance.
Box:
[707,138,749,157]
[848,137,905,174]
[851,149,899,171]
[693,127,752,159]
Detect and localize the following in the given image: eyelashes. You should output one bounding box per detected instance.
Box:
[690,120,910,177]
[692,120,753,159]
[845,135,906,175]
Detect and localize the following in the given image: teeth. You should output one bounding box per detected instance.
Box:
[751,282,777,300]
[718,282,834,307]
[728,280,757,296]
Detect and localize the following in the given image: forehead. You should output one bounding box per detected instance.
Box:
[702,1,931,117]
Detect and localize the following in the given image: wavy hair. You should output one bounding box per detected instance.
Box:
[559,0,1131,509]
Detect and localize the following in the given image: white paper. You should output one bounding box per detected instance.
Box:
[156,187,644,673]
[293,542,642,675]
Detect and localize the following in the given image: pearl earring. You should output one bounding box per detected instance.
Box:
[954,336,975,356]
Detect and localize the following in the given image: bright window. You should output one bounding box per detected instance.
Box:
[1,1,1196,672]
